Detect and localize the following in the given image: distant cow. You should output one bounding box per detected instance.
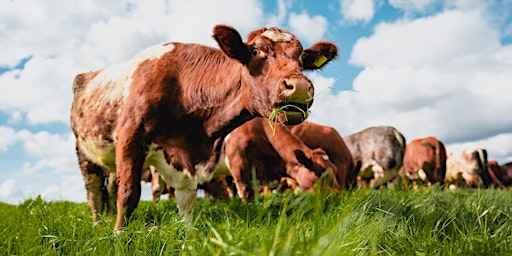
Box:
[343,126,406,188]
[224,118,353,201]
[445,145,488,187]
[487,160,512,188]
[403,136,447,185]
[71,25,338,230]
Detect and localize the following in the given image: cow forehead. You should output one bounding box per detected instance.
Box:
[260,30,295,42]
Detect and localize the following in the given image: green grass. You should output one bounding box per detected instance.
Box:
[1,187,511,255]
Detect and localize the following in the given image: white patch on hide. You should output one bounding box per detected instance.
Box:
[261,30,294,42]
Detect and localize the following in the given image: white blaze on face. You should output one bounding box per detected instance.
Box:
[261,30,294,42]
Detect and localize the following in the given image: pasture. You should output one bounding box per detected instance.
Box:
[1,186,511,255]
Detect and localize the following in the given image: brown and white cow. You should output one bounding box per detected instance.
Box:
[343,126,406,188]
[70,25,338,230]
[402,136,447,185]
[224,117,354,201]
[486,160,512,188]
[445,145,488,187]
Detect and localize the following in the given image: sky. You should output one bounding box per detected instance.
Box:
[1,0,512,204]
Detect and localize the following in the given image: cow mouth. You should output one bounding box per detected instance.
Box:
[271,102,310,125]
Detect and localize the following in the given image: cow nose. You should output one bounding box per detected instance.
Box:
[282,76,313,103]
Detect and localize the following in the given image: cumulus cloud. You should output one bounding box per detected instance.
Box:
[16,131,78,174]
[0,126,17,151]
[288,11,329,43]
[0,179,21,199]
[339,0,376,24]
[309,7,512,163]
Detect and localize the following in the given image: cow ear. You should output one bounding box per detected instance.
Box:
[213,25,251,64]
[302,42,338,70]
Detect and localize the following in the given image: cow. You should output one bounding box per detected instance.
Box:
[70,24,338,231]
[402,136,447,186]
[343,126,406,188]
[224,117,354,201]
[486,160,512,188]
[445,145,488,188]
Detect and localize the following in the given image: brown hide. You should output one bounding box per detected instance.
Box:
[487,160,512,187]
[343,126,406,188]
[403,136,447,184]
[289,122,356,189]
[71,25,338,230]
[224,117,352,201]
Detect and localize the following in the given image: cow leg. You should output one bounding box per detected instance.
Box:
[77,150,107,224]
[113,123,145,231]
[105,171,117,217]
[175,188,197,216]
[150,166,166,203]
[231,167,255,201]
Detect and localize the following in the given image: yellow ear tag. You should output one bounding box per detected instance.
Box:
[313,55,328,67]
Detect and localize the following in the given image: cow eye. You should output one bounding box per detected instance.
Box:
[252,48,259,56]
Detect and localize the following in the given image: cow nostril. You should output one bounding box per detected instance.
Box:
[283,80,294,90]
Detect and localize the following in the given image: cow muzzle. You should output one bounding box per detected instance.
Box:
[273,76,314,125]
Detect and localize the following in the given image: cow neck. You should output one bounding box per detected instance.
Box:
[186,58,255,140]
[263,120,309,160]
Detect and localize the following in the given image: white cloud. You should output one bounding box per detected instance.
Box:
[288,12,329,44]
[389,0,439,13]
[309,7,512,163]
[0,179,21,199]
[266,0,292,26]
[339,0,376,24]
[17,131,78,174]
[0,126,17,151]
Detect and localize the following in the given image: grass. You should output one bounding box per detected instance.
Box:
[1,186,511,255]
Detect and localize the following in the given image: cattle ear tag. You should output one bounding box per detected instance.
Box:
[314,55,328,67]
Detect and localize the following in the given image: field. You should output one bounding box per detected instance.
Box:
[1,186,511,255]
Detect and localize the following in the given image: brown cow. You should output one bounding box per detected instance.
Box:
[71,25,338,231]
[343,126,406,188]
[487,160,512,188]
[402,136,447,186]
[224,117,354,201]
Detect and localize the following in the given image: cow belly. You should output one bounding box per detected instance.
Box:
[78,138,117,171]
[144,144,215,190]
[79,141,214,191]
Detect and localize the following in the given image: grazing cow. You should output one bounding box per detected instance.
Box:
[402,136,447,185]
[71,25,338,230]
[224,117,353,201]
[445,145,488,187]
[343,126,406,188]
[487,160,512,188]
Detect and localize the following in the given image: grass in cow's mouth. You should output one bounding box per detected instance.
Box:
[267,101,311,135]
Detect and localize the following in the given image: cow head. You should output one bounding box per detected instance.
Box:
[213,25,338,125]
[293,148,341,190]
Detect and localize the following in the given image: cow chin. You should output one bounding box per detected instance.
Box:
[273,102,310,125]
[282,110,308,125]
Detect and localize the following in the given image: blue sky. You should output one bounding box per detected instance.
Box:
[1,0,512,204]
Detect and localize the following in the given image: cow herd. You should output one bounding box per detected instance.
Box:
[70,24,511,232]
